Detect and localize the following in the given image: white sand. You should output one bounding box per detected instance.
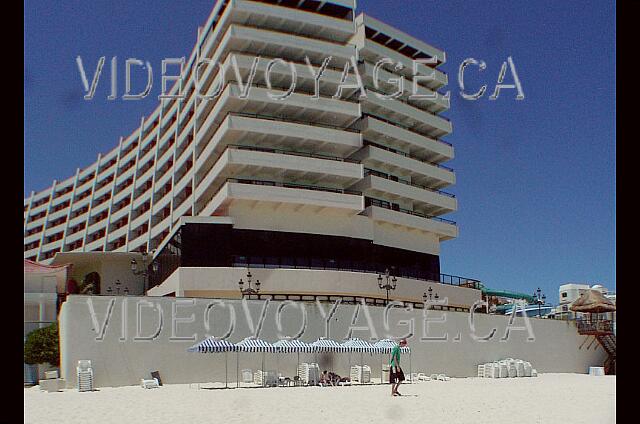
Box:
[25,373,615,424]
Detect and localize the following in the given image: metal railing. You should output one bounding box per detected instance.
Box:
[365,196,457,225]
[227,178,361,196]
[231,258,479,289]
[360,113,453,146]
[228,144,359,163]
[576,319,614,334]
[362,140,454,172]
[363,168,455,198]
[364,86,451,122]
[230,112,360,133]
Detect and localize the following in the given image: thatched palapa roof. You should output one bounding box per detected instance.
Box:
[569,289,616,313]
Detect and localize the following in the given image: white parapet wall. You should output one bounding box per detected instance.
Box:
[59,295,606,388]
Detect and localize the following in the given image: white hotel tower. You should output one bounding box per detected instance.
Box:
[24,0,481,308]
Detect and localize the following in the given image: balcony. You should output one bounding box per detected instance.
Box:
[195,145,363,209]
[350,145,455,189]
[361,88,452,139]
[200,178,364,217]
[362,202,457,241]
[196,113,362,178]
[360,115,453,163]
[197,83,360,146]
[355,37,447,90]
[350,173,457,216]
[360,62,449,114]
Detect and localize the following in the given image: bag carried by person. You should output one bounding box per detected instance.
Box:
[395,367,405,382]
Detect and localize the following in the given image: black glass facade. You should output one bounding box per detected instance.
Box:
[149,223,440,289]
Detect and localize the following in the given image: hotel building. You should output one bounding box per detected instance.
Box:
[25,0,481,308]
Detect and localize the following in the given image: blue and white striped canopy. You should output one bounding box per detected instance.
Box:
[272,339,314,353]
[373,339,410,354]
[236,337,277,353]
[341,338,379,353]
[187,337,238,353]
[311,337,348,352]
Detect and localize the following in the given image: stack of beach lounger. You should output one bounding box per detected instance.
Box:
[349,365,371,383]
[76,360,94,392]
[254,370,278,386]
[478,358,536,378]
[297,363,320,385]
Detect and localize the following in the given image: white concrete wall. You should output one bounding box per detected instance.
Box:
[146,267,480,308]
[59,295,607,388]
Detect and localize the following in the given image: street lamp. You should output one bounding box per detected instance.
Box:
[533,287,546,317]
[377,268,397,306]
[423,286,440,308]
[239,269,261,298]
[131,250,158,294]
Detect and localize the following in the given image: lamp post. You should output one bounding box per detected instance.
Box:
[533,287,546,317]
[377,268,397,306]
[131,250,158,294]
[238,269,261,299]
[422,286,440,308]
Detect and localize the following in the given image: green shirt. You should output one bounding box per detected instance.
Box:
[389,345,401,367]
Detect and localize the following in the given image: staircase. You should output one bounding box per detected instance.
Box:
[596,334,616,375]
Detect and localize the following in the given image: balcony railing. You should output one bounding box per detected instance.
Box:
[363,168,455,198]
[362,140,454,171]
[228,144,359,163]
[364,86,451,122]
[360,113,452,146]
[576,319,614,335]
[229,112,360,133]
[365,196,457,225]
[227,178,361,196]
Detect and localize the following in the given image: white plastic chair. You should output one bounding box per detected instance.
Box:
[141,378,159,389]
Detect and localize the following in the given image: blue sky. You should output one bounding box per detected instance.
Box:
[24,0,615,302]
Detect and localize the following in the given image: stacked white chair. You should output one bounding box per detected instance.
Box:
[361,365,371,383]
[297,363,319,385]
[483,359,535,378]
[76,360,94,392]
[242,369,253,383]
[349,365,371,383]
[498,362,509,378]
[508,363,517,378]
[350,365,361,382]
[484,362,500,378]
[477,364,485,378]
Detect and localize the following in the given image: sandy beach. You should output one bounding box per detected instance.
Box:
[25,373,615,424]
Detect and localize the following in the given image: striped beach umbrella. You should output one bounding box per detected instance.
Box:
[341,338,378,381]
[310,337,347,352]
[236,337,277,353]
[272,339,314,353]
[273,339,314,383]
[235,338,276,387]
[341,338,379,353]
[187,337,238,353]
[187,337,237,388]
[373,339,410,354]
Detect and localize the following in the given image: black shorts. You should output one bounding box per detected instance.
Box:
[390,367,405,383]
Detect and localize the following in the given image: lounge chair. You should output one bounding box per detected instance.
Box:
[141,378,159,389]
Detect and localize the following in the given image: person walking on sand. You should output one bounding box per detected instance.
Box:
[390,338,407,396]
